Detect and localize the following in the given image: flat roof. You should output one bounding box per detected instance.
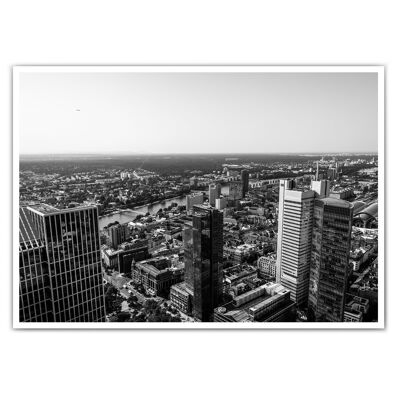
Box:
[319,197,354,209]
[27,203,97,216]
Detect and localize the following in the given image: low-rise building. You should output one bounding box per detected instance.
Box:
[224,243,257,263]
[132,257,184,297]
[214,283,296,322]
[257,255,277,280]
[170,282,192,314]
[343,295,370,322]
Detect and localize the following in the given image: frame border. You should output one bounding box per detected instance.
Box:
[13,65,385,330]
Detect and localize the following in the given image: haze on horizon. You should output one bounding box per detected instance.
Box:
[18,71,378,155]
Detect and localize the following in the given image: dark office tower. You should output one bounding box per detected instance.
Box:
[308,198,354,322]
[183,221,195,292]
[19,204,106,322]
[241,169,249,197]
[189,205,223,322]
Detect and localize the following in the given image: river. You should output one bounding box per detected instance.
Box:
[98,195,187,229]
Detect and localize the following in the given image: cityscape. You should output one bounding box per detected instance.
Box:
[19,152,379,324]
[16,68,380,326]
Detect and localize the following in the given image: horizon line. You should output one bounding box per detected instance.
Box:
[20,151,378,157]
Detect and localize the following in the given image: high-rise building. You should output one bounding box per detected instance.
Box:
[208,183,221,206]
[276,179,315,307]
[311,179,330,198]
[241,169,249,197]
[327,167,337,181]
[19,207,52,322]
[186,205,223,322]
[215,197,227,210]
[308,198,354,322]
[186,193,204,215]
[19,204,106,323]
[227,181,243,201]
[105,223,129,249]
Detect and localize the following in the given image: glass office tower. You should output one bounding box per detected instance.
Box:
[19,207,53,322]
[308,198,354,322]
[189,205,223,322]
[19,204,106,322]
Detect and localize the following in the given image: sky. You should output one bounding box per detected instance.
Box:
[18,70,378,154]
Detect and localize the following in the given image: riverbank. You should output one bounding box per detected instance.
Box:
[99,194,187,230]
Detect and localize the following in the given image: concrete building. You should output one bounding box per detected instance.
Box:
[170,282,192,314]
[186,193,204,215]
[224,243,257,263]
[209,183,221,206]
[105,223,129,249]
[227,181,243,201]
[257,255,277,280]
[102,240,149,274]
[343,296,370,322]
[215,197,227,210]
[311,179,330,198]
[276,179,315,307]
[132,257,184,297]
[214,283,296,322]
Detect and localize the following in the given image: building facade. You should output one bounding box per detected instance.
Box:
[227,181,243,201]
[241,169,249,197]
[257,255,277,280]
[19,204,106,323]
[105,223,129,249]
[186,193,204,215]
[308,198,354,322]
[209,183,221,206]
[189,205,223,321]
[132,257,184,297]
[276,179,315,307]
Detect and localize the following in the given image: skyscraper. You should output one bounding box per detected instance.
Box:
[208,183,221,206]
[19,207,52,322]
[308,198,354,322]
[311,179,330,198]
[186,205,223,322]
[186,193,204,215]
[227,181,243,201]
[276,179,315,307]
[241,169,249,197]
[19,204,106,323]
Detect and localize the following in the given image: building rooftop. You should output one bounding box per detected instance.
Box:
[352,201,367,214]
[318,197,354,209]
[27,203,97,216]
[354,202,378,219]
[27,203,60,215]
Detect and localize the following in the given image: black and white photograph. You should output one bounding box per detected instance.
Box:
[4,2,400,400]
[14,66,384,328]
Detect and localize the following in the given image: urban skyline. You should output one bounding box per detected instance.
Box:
[15,68,381,327]
[18,152,379,325]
